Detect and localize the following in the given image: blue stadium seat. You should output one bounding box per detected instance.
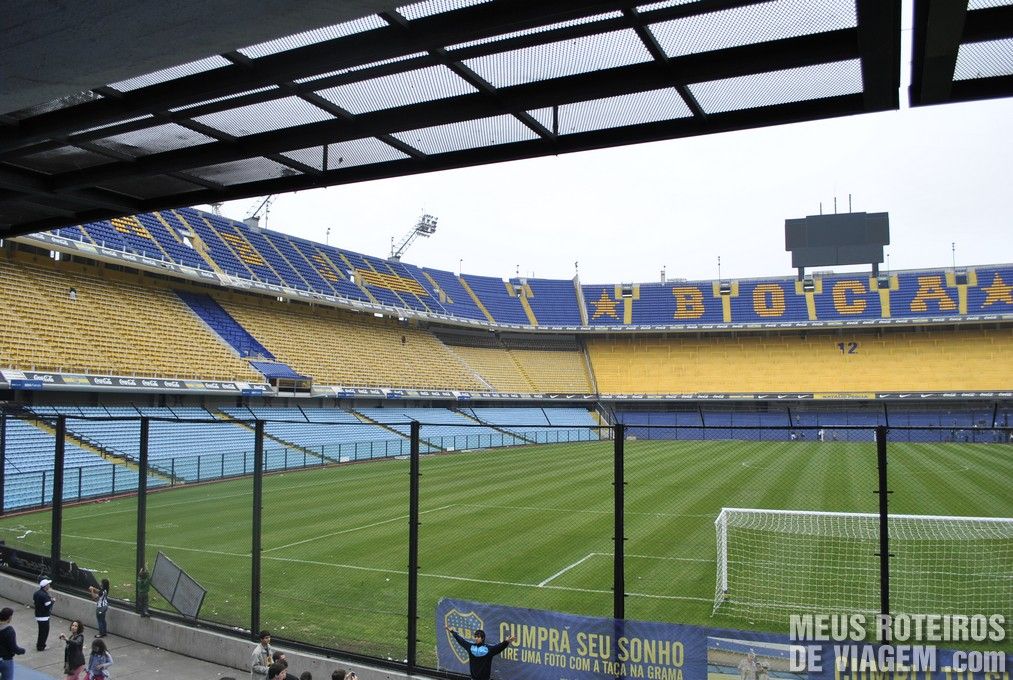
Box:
[175,290,275,359]
[519,278,581,325]
[422,268,488,320]
[6,413,163,511]
[462,274,528,324]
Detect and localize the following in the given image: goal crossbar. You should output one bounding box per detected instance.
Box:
[717,507,1012,524]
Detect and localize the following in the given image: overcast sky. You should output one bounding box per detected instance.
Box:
[200,6,1013,286]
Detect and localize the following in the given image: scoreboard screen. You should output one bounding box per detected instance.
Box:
[785,212,889,269]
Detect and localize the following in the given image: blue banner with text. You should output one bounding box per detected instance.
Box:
[436,599,1011,680]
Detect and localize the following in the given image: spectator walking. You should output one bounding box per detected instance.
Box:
[88,579,110,638]
[58,620,86,680]
[86,638,113,680]
[251,630,274,680]
[446,626,516,680]
[267,662,288,679]
[32,578,56,651]
[0,607,27,679]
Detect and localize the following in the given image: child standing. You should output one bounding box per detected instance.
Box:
[87,638,113,679]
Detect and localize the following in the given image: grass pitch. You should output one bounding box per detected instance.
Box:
[0,438,1009,664]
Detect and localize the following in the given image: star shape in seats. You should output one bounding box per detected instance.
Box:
[981,272,1013,307]
[591,290,619,320]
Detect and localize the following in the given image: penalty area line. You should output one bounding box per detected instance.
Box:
[263,555,713,603]
[538,552,596,587]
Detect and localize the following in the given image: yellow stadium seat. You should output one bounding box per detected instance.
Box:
[0,257,261,381]
[586,329,1013,393]
[215,296,485,389]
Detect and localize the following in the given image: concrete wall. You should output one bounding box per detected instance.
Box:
[0,572,422,680]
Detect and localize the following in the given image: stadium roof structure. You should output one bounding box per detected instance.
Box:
[0,0,1010,241]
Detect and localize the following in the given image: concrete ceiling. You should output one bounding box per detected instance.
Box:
[1,0,397,115]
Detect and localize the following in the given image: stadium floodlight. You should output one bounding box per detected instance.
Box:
[714,508,1013,622]
[390,214,438,261]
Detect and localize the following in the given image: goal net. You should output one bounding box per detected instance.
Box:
[713,507,1013,623]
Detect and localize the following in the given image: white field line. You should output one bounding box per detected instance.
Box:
[538,552,596,587]
[263,504,455,554]
[40,530,249,559]
[0,530,713,603]
[263,555,713,603]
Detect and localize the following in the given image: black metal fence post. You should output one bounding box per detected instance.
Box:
[251,420,264,636]
[614,423,625,621]
[875,425,891,626]
[407,420,421,674]
[0,411,6,516]
[51,415,66,575]
[136,418,149,613]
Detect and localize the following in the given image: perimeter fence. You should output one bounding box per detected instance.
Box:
[0,410,1010,669]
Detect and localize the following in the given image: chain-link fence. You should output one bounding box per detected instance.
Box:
[886,426,1012,630]
[0,408,1010,668]
[416,421,612,668]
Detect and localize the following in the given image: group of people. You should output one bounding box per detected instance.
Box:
[251,630,363,680]
[249,626,516,680]
[0,594,111,680]
[6,579,518,680]
[31,577,114,680]
[58,621,113,680]
[33,576,113,652]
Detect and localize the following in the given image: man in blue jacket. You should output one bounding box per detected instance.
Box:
[32,579,55,651]
[446,626,516,680]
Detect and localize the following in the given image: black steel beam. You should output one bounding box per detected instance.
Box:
[949,74,1013,104]
[909,0,967,106]
[0,165,145,213]
[5,90,866,236]
[964,3,1013,42]
[909,3,1013,107]
[42,29,858,192]
[856,0,901,111]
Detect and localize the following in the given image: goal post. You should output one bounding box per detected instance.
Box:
[713,507,1013,623]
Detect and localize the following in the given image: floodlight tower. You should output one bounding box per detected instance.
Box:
[244,195,276,229]
[390,214,438,261]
